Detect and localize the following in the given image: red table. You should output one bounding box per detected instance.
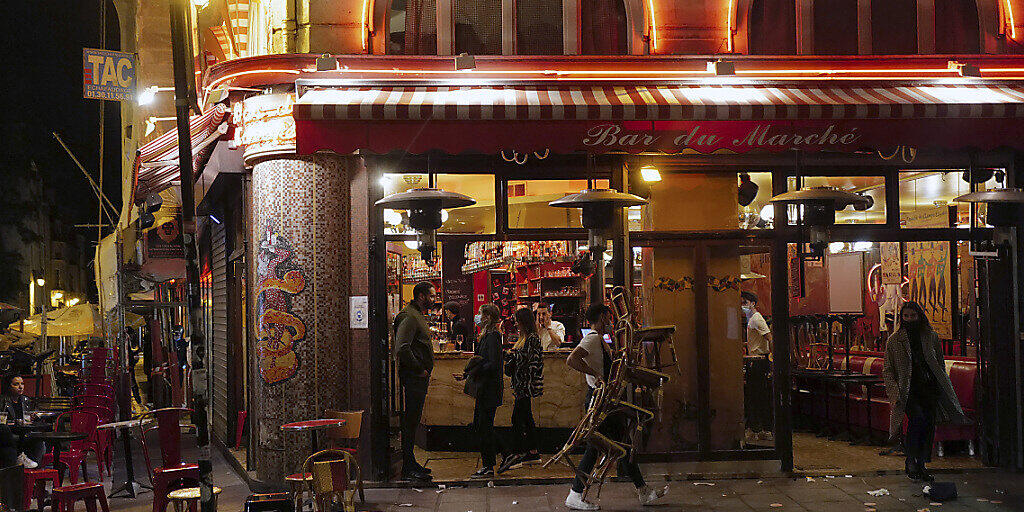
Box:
[280,419,345,453]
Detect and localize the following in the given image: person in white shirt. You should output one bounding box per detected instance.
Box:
[741,291,772,356]
[741,291,773,440]
[534,302,565,350]
[563,303,667,510]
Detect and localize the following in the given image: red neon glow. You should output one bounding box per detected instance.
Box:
[1007,0,1017,39]
[647,0,658,53]
[727,0,735,53]
[361,0,371,51]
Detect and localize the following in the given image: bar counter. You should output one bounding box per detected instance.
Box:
[423,349,587,428]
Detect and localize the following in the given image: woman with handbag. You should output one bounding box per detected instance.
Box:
[461,303,504,479]
[498,307,544,473]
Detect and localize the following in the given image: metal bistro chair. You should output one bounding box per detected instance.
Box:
[324,410,365,503]
[302,450,362,512]
[42,410,101,485]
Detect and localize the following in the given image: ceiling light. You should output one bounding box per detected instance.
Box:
[138,86,158,105]
[853,241,874,251]
[455,53,476,71]
[829,242,846,254]
[316,54,338,71]
[640,165,661,182]
[707,60,736,76]
[193,0,211,7]
[383,209,403,226]
[67,298,80,306]
[440,210,449,223]
[759,204,774,222]
[404,240,419,250]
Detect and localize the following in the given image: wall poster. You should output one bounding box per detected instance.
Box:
[905,241,952,339]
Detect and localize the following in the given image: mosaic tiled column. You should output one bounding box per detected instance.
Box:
[249,154,351,481]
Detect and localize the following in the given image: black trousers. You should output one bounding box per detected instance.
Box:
[399,374,429,471]
[905,392,936,465]
[511,396,538,455]
[744,356,773,432]
[474,400,499,468]
[571,413,645,493]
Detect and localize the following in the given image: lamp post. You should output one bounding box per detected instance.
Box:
[36,277,47,352]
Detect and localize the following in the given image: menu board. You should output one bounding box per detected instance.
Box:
[441,242,474,322]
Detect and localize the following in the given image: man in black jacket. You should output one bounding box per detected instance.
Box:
[394,281,437,481]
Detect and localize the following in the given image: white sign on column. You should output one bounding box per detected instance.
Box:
[350,296,369,329]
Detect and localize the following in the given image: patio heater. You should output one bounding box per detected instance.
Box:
[375,187,476,264]
[953,188,1024,256]
[549,188,647,300]
[769,186,873,258]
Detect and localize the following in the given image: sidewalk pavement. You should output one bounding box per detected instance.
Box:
[345,471,1024,512]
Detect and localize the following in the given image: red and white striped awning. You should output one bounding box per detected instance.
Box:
[293,84,1024,121]
[133,104,230,199]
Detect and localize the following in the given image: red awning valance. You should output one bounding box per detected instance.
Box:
[133,104,230,200]
[293,83,1024,155]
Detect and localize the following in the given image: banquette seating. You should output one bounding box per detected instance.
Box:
[793,351,978,455]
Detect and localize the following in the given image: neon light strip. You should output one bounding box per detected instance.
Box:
[361,0,371,51]
[1007,0,1017,39]
[205,69,302,91]
[727,0,735,53]
[647,0,658,53]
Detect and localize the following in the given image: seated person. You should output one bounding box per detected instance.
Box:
[2,375,44,468]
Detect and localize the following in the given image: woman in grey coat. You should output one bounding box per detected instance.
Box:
[882,301,967,482]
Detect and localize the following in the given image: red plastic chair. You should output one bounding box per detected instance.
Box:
[71,404,114,476]
[73,384,114,399]
[52,482,110,512]
[23,467,59,511]
[42,410,100,484]
[137,408,199,512]
[73,395,114,410]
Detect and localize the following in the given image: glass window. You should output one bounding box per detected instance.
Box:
[628,172,764,232]
[871,0,916,54]
[899,170,1005,228]
[813,0,857,55]
[391,0,437,55]
[516,0,563,54]
[787,176,886,225]
[454,0,502,55]
[381,173,495,234]
[508,179,609,229]
[749,0,797,55]
[581,0,627,54]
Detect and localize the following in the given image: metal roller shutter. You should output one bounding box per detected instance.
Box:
[210,221,230,441]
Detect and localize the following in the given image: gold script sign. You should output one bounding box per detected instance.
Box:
[233,93,296,165]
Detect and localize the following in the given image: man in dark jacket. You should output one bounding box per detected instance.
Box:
[394,281,437,481]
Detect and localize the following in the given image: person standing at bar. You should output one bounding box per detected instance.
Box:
[468,303,504,478]
[882,301,967,482]
[534,302,566,350]
[741,291,773,441]
[394,281,437,482]
[499,307,544,473]
[564,304,668,510]
[443,301,472,351]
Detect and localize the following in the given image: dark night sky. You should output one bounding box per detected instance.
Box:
[4,1,124,231]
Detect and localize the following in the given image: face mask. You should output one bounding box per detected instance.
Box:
[474,314,482,326]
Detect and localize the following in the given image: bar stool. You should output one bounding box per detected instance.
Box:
[22,468,59,512]
[52,482,110,512]
[166,486,222,512]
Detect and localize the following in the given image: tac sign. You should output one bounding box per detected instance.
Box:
[83,48,136,101]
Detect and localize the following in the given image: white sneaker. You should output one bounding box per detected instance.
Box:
[17,453,37,469]
[565,490,600,510]
[638,484,669,505]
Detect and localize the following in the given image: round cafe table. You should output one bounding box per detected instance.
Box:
[28,430,88,485]
[98,419,155,498]
[280,419,345,453]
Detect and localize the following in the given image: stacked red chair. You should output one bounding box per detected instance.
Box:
[22,467,59,511]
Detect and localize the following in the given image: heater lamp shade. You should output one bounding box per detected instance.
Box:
[548,189,647,209]
[769,187,872,209]
[953,188,1024,203]
[374,188,476,210]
